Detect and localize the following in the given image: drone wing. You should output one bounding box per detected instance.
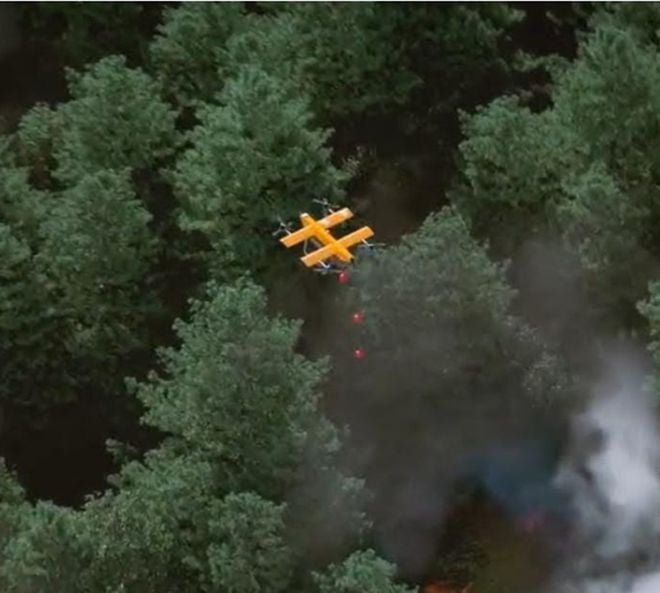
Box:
[301,226,374,267]
[280,208,354,248]
[280,224,315,248]
[338,226,374,247]
[318,208,353,228]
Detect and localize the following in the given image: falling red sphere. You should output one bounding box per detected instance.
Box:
[351,311,365,324]
[337,270,351,284]
[353,347,366,360]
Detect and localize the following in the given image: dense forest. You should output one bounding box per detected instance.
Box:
[3,2,660,592]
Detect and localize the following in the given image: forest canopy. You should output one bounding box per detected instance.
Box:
[2,3,660,593]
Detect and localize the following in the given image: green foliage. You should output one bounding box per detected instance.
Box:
[225,4,418,119]
[0,454,212,593]
[0,136,14,167]
[36,169,157,357]
[149,2,519,121]
[173,66,347,279]
[589,3,660,56]
[0,502,85,593]
[455,96,586,244]
[0,165,48,239]
[0,220,67,407]
[314,550,414,593]
[15,57,179,189]
[150,2,246,107]
[0,461,25,567]
[639,285,660,376]
[136,279,329,499]
[0,461,24,506]
[53,55,178,183]
[555,164,657,316]
[455,17,660,321]
[0,169,60,407]
[0,276,367,592]
[0,454,292,593]
[0,168,156,407]
[285,430,369,567]
[553,23,660,177]
[133,279,367,567]
[0,221,36,334]
[226,3,521,121]
[38,169,155,301]
[78,454,214,593]
[205,492,292,593]
[15,104,59,187]
[1,58,175,410]
[352,208,569,408]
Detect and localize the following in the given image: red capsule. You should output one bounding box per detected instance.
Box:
[353,347,366,360]
[337,270,351,284]
[351,311,365,324]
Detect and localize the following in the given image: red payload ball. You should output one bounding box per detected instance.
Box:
[337,270,351,284]
[351,311,365,324]
[353,347,366,360]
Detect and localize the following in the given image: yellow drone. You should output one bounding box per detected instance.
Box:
[277,200,375,274]
[275,200,376,360]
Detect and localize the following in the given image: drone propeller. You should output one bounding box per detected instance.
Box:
[272,217,293,237]
[312,198,341,214]
[356,239,385,255]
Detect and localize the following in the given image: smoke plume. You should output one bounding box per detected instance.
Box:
[552,347,660,593]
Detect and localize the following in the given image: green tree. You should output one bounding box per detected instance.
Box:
[454,16,660,323]
[333,207,571,507]
[351,208,569,408]
[135,279,330,499]
[0,163,48,240]
[224,4,419,119]
[78,454,216,593]
[314,550,414,593]
[149,2,520,125]
[52,55,179,184]
[149,2,246,107]
[204,492,293,593]
[552,23,660,177]
[0,221,60,408]
[0,52,174,413]
[638,283,660,363]
[0,168,156,408]
[0,279,369,592]
[454,96,586,251]
[35,169,157,365]
[554,163,656,321]
[15,103,59,189]
[0,460,25,560]
[329,208,572,585]
[0,500,85,593]
[0,453,212,593]
[222,3,520,122]
[172,66,347,280]
[590,2,660,44]
[10,56,179,187]
[134,279,367,562]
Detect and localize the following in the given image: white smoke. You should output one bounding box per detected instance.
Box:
[553,350,660,593]
[587,389,660,548]
[630,571,660,593]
